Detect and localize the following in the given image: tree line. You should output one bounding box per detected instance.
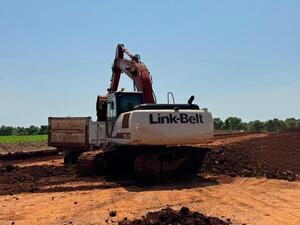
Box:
[214,117,300,132]
[1,117,299,135]
[0,125,48,136]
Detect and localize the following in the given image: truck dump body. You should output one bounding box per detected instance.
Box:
[48,117,91,148]
[48,117,105,149]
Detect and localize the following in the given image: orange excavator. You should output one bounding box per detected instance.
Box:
[48,44,214,179]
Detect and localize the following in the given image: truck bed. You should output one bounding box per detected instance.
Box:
[48,117,104,149]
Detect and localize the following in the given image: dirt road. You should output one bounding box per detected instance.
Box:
[0,132,300,225]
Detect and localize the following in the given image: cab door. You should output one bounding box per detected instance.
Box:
[106,94,117,137]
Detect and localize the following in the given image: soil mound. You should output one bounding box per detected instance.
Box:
[0,142,52,154]
[118,207,231,225]
[0,164,72,195]
[0,148,60,160]
[202,132,300,181]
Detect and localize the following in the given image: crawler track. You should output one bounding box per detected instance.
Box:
[75,146,210,180]
[77,149,105,175]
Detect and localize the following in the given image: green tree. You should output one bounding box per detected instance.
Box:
[297,120,300,128]
[223,117,243,130]
[285,118,297,128]
[264,119,284,132]
[0,126,14,135]
[241,122,248,131]
[13,127,28,135]
[279,119,287,130]
[19,127,28,135]
[39,125,48,134]
[213,118,224,130]
[248,120,265,132]
[27,125,40,135]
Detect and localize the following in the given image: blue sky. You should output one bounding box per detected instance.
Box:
[1,1,300,126]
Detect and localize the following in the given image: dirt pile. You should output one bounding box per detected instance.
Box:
[0,142,52,154]
[118,207,231,225]
[0,148,60,160]
[202,132,300,181]
[0,157,119,195]
[0,164,72,195]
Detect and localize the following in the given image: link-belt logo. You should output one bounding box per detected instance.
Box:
[149,113,204,124]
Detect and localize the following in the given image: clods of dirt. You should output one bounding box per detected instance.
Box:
[202,132,300,181]
[0,142,53,154]
[0,164,72,195]
[202,148,296,181]
[0,148,60,161]
[118,207,231,225]
[0,159,117,196]
[0,164,17,173]
[109,210,117,217]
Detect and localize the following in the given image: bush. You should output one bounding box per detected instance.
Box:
[213,118,224,130]
[248,120,265,132]
[27,126,40,135]
[223,117,244,130]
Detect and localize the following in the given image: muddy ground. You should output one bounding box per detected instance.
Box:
[0,132,300,225]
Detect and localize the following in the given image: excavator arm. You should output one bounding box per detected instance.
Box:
[108,44,156,104]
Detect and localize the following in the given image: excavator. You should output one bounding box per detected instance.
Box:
[48,44,213,178]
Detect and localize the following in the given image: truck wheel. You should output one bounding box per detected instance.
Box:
[64,150,83,164]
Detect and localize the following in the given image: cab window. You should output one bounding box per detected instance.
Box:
[118,94,143,114]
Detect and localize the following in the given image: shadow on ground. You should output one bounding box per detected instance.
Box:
[0,161,219,195]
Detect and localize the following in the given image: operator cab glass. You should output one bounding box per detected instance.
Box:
[106,92,143,136]
[117,92,144,115]
[107,92,143,117]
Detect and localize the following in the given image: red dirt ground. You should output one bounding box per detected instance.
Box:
[200,131,300,181]
[0,131,299,225]
[0,141,53,154]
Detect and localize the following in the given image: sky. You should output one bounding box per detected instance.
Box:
[0,1,300,126]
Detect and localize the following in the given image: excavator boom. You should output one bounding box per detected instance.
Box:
[109,44,156,103]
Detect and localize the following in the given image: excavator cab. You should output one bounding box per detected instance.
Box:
[106,91,144,137]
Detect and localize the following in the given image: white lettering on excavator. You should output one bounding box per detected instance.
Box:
[149,113,204,124]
